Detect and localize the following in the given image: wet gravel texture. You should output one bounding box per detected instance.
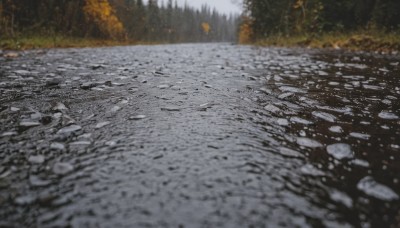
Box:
[0,44,399,227]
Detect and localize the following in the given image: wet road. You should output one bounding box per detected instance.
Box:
[0,44,399,227]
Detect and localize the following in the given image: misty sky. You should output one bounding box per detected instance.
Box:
[149,0,243,15]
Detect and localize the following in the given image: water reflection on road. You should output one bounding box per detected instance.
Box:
[0,44,399,227]
[252,48,400,227]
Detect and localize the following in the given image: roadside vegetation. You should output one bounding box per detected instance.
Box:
[239,0,400,52]
[0,35,134,50]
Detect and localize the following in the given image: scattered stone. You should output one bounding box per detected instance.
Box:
[199,103,210,107]
[29,175,51,187]
[95,121,111,129]
[259,87,272,94]
[57,125,82,134]
[161,107,181,111]
[330,190,353,208]
[279,86,306,93]
[300,164,325,176]
[278,147,303,158]
[19,121,41,128]
[357,176,399,201]
[53,113,62,119]
[61,114,75,125]
[318,71,329,76]
[317,106,352,114]
[1,131,18,137]
[4,52,19,58]
[119,100,129,105]
[157,84,170,89]
[326,143,354,160]
[381,99,392,105]
[10,107,20,112]
[110,106,121,112]
[129,115,147,120]
[312,111,336,122]
[297,137,323,148]
[69,141,91,147]
[46,78,62,87]
[28,155,45,164]
[154,71,164,75]
[14,195,36,206]
[14,70,30,75]
[51,102,68,112]
[349,132,370,140]
[352,159,370,168]
[53,162,74,175]
[278,92,295,100]
[80,82,96,90]
[156,95,170,100]
[83,114,95,121]
[153,154,164,160]
[111,82,125,86]
[197,107,208,111]
[391,144,400,149]
[329,126,343,133]
[264,104,280,113]
[276,118,289,126]
[363,85,383,90]
[105,140,117,147]
[30,112,42,121]
[50,142,66,151]
[78,133,92,139]
[290,117,313,125]
[378,112,399,120]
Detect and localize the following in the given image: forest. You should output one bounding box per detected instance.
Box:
[1,0,400,51]
[0,0,239,47]
[240,0,400,50]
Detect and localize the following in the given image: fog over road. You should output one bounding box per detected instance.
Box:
[0,44,399,227]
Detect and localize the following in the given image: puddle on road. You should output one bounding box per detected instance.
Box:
[252,48,400,227]
[0,45,399,227]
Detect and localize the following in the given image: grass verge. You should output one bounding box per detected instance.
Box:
[255,30,400,53]
[0,35,139,50]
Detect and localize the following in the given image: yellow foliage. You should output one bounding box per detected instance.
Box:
[239,17,253,44]
[83,0,125,39]
[201,22,210,35]
[293,0,305,9]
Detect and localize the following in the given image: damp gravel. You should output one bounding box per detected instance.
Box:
[0,44,399,227]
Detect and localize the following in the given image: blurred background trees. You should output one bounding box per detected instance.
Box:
[0,0,239,43]
[241,0,400,41]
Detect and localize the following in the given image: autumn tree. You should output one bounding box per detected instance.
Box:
[83,0,126,40]
[239,16,253,44]
[202,22,210,35]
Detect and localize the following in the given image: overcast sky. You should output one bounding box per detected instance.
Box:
[150,0,242,15]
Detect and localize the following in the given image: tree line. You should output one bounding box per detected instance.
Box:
[0,0,239,43]
[240,0,400,41]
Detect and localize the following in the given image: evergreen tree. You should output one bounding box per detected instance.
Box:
[0,0,239,43]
